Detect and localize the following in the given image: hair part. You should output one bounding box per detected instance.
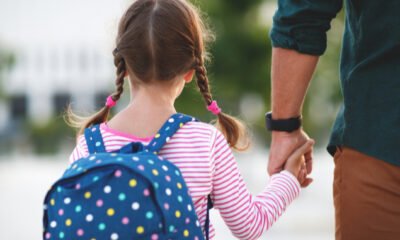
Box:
[66,0,249,150]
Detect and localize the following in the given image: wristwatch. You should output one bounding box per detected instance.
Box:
[265,111,302,132]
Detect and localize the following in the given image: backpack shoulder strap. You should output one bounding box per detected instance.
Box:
[145,113,196,154]
[84,124,106,154]
[205,194,213,240]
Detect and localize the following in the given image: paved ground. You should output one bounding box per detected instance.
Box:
[0,149,334,240]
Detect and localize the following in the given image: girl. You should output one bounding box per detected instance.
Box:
[68,0,313,239]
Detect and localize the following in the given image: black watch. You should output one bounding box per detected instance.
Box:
[265,112,302,132]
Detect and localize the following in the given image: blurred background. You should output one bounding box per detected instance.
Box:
[0,0,344,239]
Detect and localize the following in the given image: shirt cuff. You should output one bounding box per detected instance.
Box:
[270,170,301,202]
[270,27,327,56]
[280,170,301,191]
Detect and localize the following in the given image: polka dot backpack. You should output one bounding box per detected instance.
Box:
[43,113,213,240]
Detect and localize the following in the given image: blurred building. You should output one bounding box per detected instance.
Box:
[4,45,113,123]
[0,0,129,138]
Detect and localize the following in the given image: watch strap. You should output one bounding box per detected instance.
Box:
[265,112,302,132]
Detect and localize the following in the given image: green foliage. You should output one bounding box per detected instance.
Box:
[178,0,270,126]
[27,118,74,155]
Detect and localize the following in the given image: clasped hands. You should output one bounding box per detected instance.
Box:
[269,129,314,187]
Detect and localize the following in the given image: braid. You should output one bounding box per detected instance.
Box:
[111,48,126,102]
[65,48,127,136]
[194,57,213,106]
[194,54,250,151]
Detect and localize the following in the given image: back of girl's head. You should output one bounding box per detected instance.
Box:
[67,0,249,151]
[117,0,207,82]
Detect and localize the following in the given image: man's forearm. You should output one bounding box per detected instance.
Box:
[271,47,319,119]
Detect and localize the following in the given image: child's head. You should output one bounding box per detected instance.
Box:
[114,0,209,84]
[68,0,249,150]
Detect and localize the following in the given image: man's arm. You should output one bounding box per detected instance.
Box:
[271,48,318,119]
[268,48,318,186]
[268,0,343,184]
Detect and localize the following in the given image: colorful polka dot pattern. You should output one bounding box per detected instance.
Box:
[43,114,204,239]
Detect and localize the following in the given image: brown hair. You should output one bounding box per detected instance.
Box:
[67,0,249,150]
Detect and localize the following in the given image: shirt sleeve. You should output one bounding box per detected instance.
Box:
[210,130,301,240]
[68,135,89,163]
[270,0,343,55]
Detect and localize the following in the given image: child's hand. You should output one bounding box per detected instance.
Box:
[284,139,315,186]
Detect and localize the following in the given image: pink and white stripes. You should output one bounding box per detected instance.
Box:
[69,121,300,240]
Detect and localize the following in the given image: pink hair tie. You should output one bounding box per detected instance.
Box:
[105,95,117,108]
[207,100,221,115]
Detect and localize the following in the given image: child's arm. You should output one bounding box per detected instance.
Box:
[211,130,313,240]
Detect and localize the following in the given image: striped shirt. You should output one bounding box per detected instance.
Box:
[70,121,301,240]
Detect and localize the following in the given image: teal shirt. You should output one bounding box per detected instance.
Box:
[270,0,400,166]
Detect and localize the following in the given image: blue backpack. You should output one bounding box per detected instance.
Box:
[43,113,212,240]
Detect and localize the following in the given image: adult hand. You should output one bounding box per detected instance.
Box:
[268,129,314,187]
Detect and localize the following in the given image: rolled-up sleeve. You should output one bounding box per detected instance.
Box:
[270,0,343,55]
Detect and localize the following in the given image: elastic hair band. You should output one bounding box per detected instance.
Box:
[207,100,221,115]
[105,95,117,108]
